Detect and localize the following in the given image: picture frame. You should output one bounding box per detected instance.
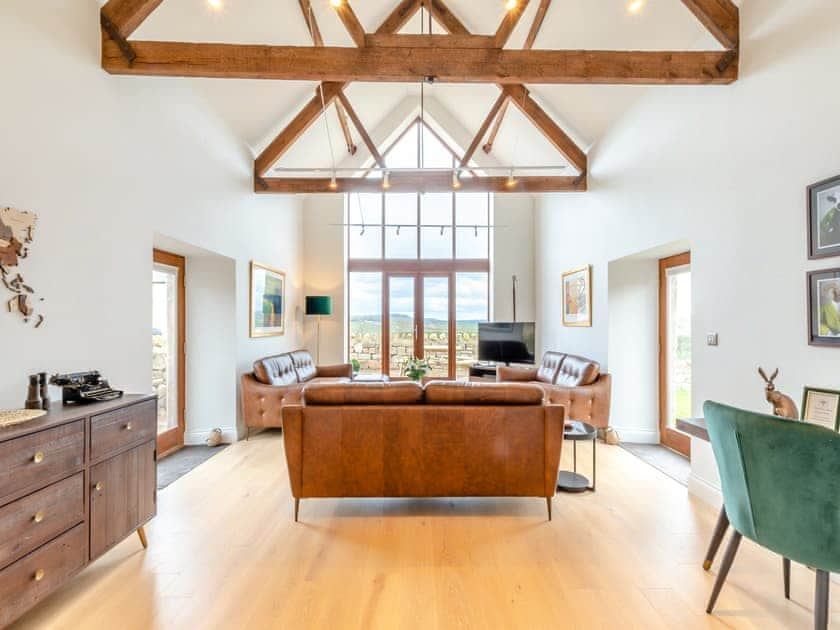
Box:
[801,386,840,431]
[808,175,840,260]
[807,268,840,347]
[250,261,286,338]
[562,265,592,327]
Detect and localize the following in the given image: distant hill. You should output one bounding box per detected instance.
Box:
[351,314,484,333]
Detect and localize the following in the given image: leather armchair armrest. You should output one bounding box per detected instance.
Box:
[281,404,304,499]
[316,363,354,378]
[546,373,612,429]
[497,366,539,383]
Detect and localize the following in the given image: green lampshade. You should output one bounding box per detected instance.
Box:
[305,296,333,316]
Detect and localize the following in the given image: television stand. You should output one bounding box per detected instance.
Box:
[469,364,498,382]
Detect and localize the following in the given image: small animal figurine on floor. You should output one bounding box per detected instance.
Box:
[758,367,799,419]
[205,427,223,447]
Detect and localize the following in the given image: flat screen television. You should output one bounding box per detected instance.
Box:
[478,322,536,365]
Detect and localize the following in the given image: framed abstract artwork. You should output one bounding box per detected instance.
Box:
[808,268,840,347]
[808,175,840,259]
[250,261,286,338]
[562,265,592,327]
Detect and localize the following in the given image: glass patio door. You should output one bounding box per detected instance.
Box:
[422,276,451,378]
[387,275,417,378]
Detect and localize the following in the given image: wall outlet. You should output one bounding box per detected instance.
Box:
[706,333,719,346]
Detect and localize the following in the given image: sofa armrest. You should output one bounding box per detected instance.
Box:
[281,404,304,499]
[547,373,612,429]
[543,403,565,497]
[240,373,298,430]
[497,366,539,383]
[316,363,354,378]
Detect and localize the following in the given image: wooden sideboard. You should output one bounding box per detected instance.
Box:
[0,395,157,628]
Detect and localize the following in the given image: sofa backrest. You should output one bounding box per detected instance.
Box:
[537,351,566,383]
[555,354,600,387]
[424,381,544,405]
[253,353,298,386]
[303,382,424,405]
[290,350,317,382]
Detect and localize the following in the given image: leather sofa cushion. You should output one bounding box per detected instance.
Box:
[555,354,600,387]
[290,350,317,382]
[537,352,565,383]
[253,353,298,386]
[425,381,544,405]
[303,382,424,406]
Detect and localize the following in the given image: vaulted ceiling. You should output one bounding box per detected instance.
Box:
[100,0,739,193]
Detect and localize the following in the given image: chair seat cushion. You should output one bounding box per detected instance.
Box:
[303,382,424,405]
[424,381,544,405]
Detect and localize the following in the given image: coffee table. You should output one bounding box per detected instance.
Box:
[557,420,597,493]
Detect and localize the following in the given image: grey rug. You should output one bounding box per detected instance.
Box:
[157,445,228,490]
[621,442,690,486]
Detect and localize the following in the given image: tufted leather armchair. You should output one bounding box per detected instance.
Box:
[240,350,352,437]
[497,352,612,429]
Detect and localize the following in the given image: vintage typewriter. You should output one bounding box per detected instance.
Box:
[49,371,124,404]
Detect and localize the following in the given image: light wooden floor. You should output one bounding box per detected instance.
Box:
[12,432,834,629]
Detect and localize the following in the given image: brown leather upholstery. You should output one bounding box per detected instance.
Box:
[303,382,424,406]
[241,350,353,432]
[425,381,544,405]
[497,351,612,429]
[282,382,564,513]
[537,351,565,383]
[555,354,600,387]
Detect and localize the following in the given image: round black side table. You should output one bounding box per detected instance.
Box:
[557,420,597,493]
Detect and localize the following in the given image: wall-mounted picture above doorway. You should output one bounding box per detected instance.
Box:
[808,175,840,259]
[250,261,286,338]
[562,265,592,327]
[808,268,840,347]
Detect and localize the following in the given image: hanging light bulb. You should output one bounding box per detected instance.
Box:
[207,0,223,9]
[440,225,445,236]
[382,170,391,190]
[452,169,461,190]
[330,0,343,6]
[328,171,338,190]
[506,169,517,188]
[396,225,401,236]
[474,225,479,238]
[360,223,366,236]
[505,0,518,10]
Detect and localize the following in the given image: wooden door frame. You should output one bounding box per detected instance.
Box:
[659,251,691,457]
[153,249,186,458]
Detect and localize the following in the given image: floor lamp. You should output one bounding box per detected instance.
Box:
[305,296,332,364]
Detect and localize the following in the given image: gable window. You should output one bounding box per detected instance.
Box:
[347,120,492,379]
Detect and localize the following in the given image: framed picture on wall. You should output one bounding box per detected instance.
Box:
[250,261,286,338]
[808,175,840,259]
[562,265,592,327]
[808,268,840,347]
[802,386,840,431]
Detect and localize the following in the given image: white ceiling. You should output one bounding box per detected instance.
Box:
[132,0,722,175]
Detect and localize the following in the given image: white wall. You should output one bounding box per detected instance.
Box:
[535,0,840,504]
[0,2,304,440]
[302,194,537,363]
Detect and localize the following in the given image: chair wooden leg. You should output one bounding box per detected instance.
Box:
[706,530,742,614]
[136,526,148,549]
[703,506,730,571]
[783,557,791,599]
[815,569,830,630]
[294,498,300,523]
[246,426,251,441]
[546,497,552,521]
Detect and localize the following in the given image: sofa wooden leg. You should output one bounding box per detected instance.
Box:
[783,557,791,599]
[294,498,300,523]
[706,530,742,614]
[246,426,251,441]
[546,497,552,521]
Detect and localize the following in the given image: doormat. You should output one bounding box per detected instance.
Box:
[157,445,228,490]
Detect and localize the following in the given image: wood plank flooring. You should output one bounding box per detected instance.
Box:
[11,432,833,629]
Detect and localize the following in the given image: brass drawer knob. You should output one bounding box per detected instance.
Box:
[32,452,44,464]
[34,569,45,582]
[125,422,133,431]
[94,482,104,492]
[33,511,45,524]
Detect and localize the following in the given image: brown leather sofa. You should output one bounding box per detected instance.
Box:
[240,349,353,437]
[497,351,612,429]
[281,381,565,521]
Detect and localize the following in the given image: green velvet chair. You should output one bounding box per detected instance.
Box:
[704,401,840,629]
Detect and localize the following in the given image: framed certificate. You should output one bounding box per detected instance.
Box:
[801,387,840,431]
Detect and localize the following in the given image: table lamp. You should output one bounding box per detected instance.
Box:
[305,296,332,364]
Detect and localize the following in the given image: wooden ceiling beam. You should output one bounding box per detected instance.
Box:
[333,1,367,47]
[376,0,422,34]
[336,92,386,168]
[422,0,470,35]
[494,0,530,49]
[681,0,739,50]
[102,42,739,85]
[461,92,510,167]
[100,0,165,39]
[335,103,358,156]
[256,174,585,194]
[365,34,495,48]
[482,99,510,154]
[254,82,344,177]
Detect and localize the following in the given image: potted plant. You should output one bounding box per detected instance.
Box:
[402,357,431,382]
[351,358,361,376]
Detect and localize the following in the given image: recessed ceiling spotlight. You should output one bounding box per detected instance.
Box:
[628,0,645,14]
[330,0,343,7]
[207,0,223,9]
[505,0,518,10]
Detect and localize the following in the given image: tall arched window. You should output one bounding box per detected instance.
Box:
[347,120,492,379]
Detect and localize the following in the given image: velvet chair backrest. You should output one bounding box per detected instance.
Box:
[704,401,840,572]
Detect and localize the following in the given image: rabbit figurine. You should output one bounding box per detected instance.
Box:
[758,367,799,420]
[205,428,224,447]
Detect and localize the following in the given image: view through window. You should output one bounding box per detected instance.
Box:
[347,120,491,379]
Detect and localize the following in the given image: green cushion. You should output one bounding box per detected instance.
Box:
[704,401,840,572]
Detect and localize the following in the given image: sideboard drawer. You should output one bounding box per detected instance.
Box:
[0,523,87,628]
[0,473,85,570]
[0,421,84,504]
[90,399,156,462]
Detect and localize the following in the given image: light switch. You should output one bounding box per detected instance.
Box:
[707,333,719,346]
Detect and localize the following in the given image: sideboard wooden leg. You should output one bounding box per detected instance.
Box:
[294,499,300,523]
[137,526,148,549]
[546,497,552,521]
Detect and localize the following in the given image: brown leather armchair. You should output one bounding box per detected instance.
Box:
[497,352,612,429]
[240,350,352,437]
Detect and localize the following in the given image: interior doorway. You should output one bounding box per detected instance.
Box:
[659,252,692,457]
[153,249,186,457]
